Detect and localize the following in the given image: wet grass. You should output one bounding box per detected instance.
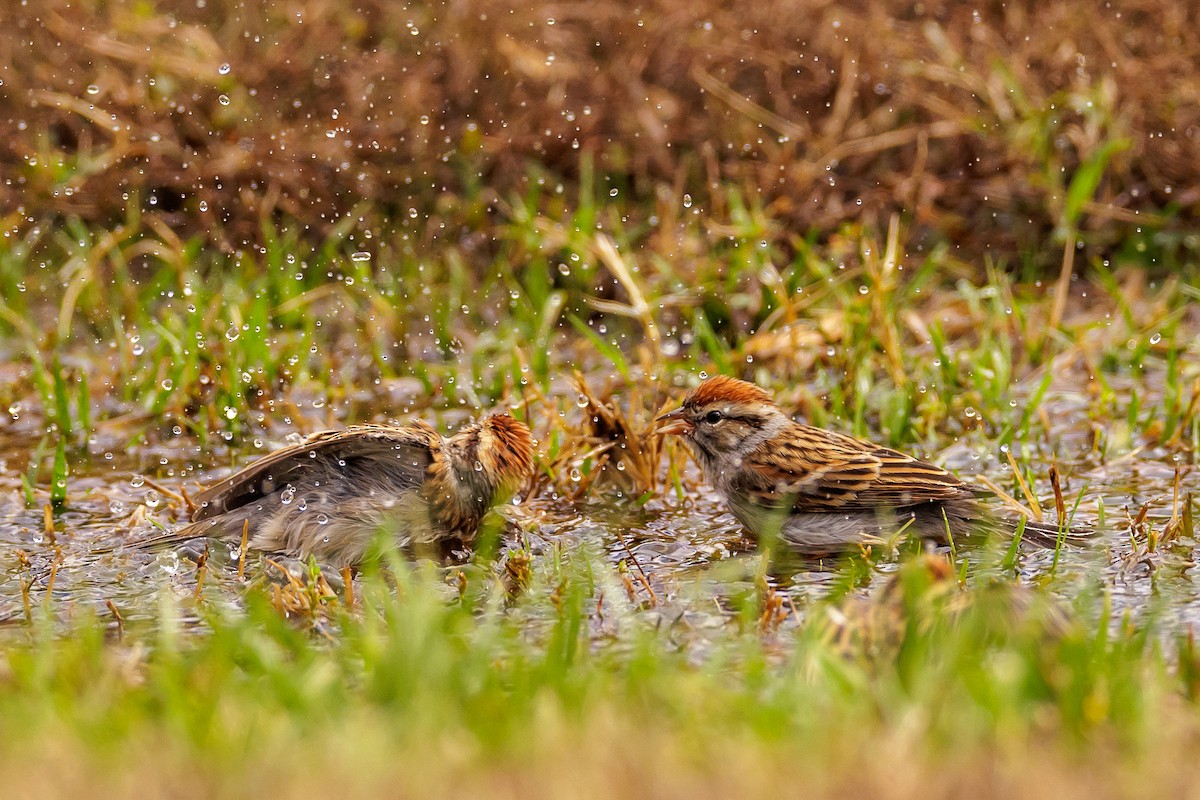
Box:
[3,1,1200,793]
[0,203,1198,796]
[0,552,1198,799]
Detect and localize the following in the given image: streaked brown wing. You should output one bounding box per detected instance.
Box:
[851,444,966,507]
[733,424,965,512]
[191,422,439,521]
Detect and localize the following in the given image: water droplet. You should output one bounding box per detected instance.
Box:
[280,486,296,505]
[108,499,125,514]
[86,84,99,95]
[474,461,484,472]
[130,475,145,488]
[144,489,161,509]
[351,251,372,262]
[569,467,582,482]
[1150,333,1162,345]
[317,513,329,525]
[225,324,240,341]
[218,63,231,75]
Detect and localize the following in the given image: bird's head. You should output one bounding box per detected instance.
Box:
[478,413,535,492]
[656,376,782,459]
[448,412,535,500]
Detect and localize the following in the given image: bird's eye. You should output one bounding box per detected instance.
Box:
[704,410,724,424]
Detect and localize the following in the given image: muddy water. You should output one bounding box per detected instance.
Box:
[0,378,1195,641]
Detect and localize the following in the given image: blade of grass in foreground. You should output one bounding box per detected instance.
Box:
[49,437,67,509]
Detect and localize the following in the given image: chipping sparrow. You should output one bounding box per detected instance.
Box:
[657,376,1083,553]
[122,414,534,567]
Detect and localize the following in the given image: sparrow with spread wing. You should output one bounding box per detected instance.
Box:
[118,414,534,567]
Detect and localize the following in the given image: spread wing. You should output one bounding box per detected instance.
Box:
[191,423,439,521]
[731,424,966,512]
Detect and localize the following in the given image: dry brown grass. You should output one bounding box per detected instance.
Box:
[534,371,671,501]
[4,0,1198,260]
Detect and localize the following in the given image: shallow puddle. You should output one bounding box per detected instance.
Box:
[0,353,1197,645]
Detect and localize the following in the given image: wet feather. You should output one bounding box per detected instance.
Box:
[107,414,534,567]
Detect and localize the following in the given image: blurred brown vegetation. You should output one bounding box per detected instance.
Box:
[3,0,1198,261]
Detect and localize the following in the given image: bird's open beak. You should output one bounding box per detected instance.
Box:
[654,407,693,436]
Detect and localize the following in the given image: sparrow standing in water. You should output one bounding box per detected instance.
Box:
[657,376,1082,553]
[122,414,534,567]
